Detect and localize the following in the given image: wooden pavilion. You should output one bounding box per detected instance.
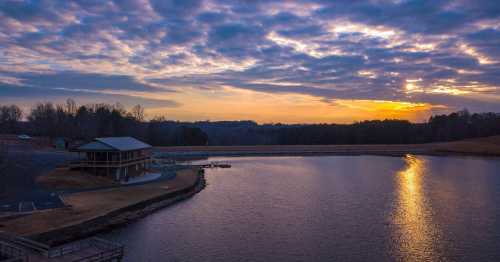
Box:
[70,137,152,181]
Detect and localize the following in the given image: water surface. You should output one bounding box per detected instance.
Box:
[105,155,500,262]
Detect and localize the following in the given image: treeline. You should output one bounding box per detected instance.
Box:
[272,110,500,145]
[179,110,500,145]
[1,99,500,146]
[0,99,208,146]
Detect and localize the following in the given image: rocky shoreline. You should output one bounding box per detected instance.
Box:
[30,170,207,246]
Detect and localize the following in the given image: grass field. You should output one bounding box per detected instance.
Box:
[432,136,500,155]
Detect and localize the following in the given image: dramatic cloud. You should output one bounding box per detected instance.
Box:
[1,0,500,122]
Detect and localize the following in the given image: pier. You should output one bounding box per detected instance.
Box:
[192,162,231,169]
[153,159,231,169]
[0,232,123,262]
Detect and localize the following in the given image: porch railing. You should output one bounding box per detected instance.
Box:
[69,156,151,168]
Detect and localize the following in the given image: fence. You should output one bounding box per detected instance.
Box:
[69,156,150,168]
[47,237,124,261]
[0,241,28,262]
[0,232,123,262]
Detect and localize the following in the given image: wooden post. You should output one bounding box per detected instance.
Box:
[119,152,122,181]
[106,151,109,177]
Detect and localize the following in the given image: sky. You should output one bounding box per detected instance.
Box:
[1,0,500,123]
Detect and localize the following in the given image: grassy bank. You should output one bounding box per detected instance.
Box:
[431,136,500,156]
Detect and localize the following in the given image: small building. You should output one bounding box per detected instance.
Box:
[70,137,152,181]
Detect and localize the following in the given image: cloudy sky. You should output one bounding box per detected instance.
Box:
[1,0,500,123]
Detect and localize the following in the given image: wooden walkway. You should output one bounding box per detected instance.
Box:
[0,232,123,262]
[192,162,231,169]
[154,159,231,169]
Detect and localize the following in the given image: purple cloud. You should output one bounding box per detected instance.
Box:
[1,0,500,113]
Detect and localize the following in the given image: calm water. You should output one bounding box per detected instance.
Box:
[104,155,500,262]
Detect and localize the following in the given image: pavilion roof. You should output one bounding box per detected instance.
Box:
[75,137,151,152]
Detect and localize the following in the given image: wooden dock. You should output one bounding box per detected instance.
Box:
[0,232,123,262]
[153,159,231,169]
[193,162,231,169]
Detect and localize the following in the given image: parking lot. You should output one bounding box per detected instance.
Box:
[0,192,65,213]
[0,143,77,214]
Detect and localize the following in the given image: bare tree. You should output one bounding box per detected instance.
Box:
[131,104,145,122]
[8,105,22,122]
[65,98,77,116]
[114,102,127,116]
[28,102,56,136]
[0,104,23,133]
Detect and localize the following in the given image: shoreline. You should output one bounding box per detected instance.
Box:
[155,147,431,159]
[156,149,500,159]
[154,136,500,158]
[0,169,206,246]
[32,170,206,246]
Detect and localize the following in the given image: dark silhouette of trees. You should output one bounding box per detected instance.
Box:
[0,100,208,146]
[270,110,500,145]
[428,109,500,142]
[27,102,57,136]
[131,104,145,122]
[1,99,500,146]
[147,117,208,146]
[0,104,23,133]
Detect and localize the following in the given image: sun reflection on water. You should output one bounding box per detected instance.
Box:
[392,155,443,261]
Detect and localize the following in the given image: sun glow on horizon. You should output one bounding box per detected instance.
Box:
[143,86,445,124]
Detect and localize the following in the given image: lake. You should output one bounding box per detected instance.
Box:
[104,155,500,262]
